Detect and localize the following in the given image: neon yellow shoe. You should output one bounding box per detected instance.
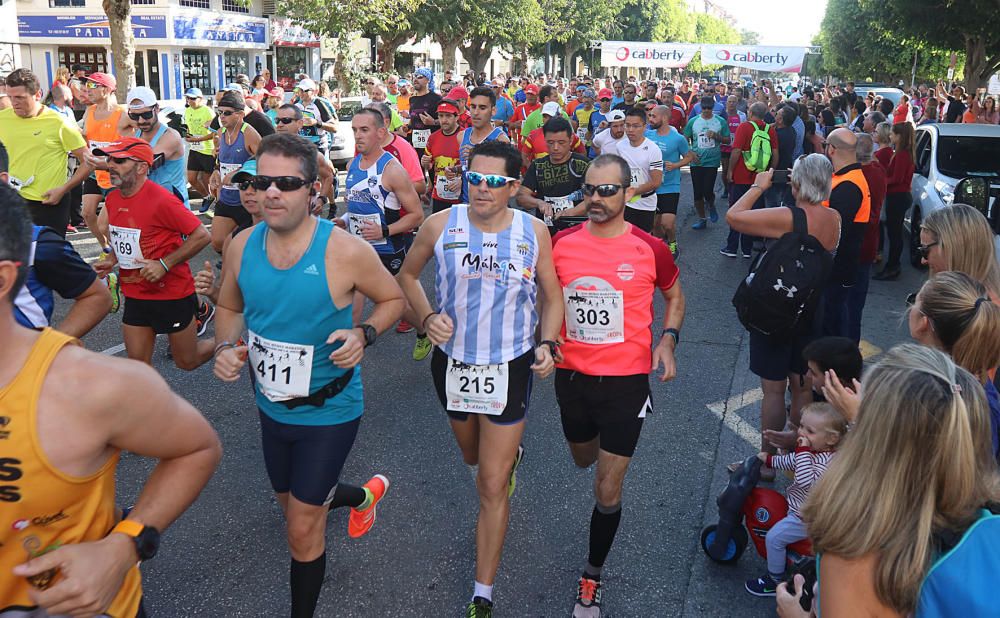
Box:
[412,335,432,361]
[106,272,122,314]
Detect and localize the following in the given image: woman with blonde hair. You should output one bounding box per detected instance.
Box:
[793,344,1000,616]
[921,203,1000,301]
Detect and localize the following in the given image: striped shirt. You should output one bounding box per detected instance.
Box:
[433,206,539,365]
[767,447,836,517]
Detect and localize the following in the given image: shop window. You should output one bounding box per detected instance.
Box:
[50,0,86,6]
[221,0,249,13]
[130,0,156,4]
[180,0,210,7]
[224,51,250,84]
[58,47,107,74]
[182,49,212,95]
[275,47,306,90]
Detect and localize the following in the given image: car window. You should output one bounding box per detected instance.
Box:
[338,101,363,121]
[936,136,1000,179]
[916,131,932,176]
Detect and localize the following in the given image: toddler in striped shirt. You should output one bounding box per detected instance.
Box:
[745,402,847,597]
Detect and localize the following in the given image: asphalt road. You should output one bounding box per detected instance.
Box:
[56,174,925,617]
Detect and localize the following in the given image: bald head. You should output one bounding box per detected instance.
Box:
[827,128,858,166]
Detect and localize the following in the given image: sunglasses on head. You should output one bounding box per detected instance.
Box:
[248,175,315,191]
[128,110,156,121]
[918,241,939,258]
[582,183,623,197]
[219,109,241,117]
[465,171,517,188]
[275,117,297,124]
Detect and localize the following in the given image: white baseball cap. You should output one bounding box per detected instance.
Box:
[126,86,157,109]
[541,101,561,117]
[297,78,318,92]
[606,110,626,122]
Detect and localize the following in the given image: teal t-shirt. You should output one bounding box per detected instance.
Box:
[644,127,689,194]
[684,114,730,169]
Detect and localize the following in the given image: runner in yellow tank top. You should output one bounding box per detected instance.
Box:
[0,187,221,618]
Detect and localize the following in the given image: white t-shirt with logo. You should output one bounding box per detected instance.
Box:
[592,129,625,156]
[616,138,664,212]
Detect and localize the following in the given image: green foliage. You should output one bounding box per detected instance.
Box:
[740,29,760,46]
[687,13,740,73]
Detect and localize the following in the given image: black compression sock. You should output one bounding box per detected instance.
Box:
[327,483,366,510]
[290,553,326,618]
[587,502,622,570]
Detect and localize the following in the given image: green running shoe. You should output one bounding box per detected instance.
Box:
[466,597,493,618]
[412,334,432,361]
[107,272,122,314]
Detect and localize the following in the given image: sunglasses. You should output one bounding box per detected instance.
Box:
[248,175,315,191]
[108,156,137,165]
[599,98,611,102]
[128,110,156,121]
[275,117,297,124]
[237,179,255,191]
[465,171,517,188]
[582,183,623,197]
[85,81,102,89]
[219,109,241,117]
[918,241,939,258]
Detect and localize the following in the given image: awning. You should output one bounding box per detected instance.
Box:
[272,18,319,48]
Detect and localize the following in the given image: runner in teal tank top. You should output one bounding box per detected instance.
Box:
[212,133,408,618]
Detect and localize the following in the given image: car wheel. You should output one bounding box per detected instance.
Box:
[909,206,925,268]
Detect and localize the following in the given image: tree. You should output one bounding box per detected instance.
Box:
[612,0,695,44]
[688,13,740,73]
[537,0,622,76]
[103,0,136,100]
[740,29,760,46]
[871,0,1000,89]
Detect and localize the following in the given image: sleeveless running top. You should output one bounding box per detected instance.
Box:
[84,105,125,189]
[459,127,505,203]
[0,329,143,617]
[345,151,405,255]
[218,123,251,207]
[433,205,539,365]
[238,218,363,426]
[136,124,189,208]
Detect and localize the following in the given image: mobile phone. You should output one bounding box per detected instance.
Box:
[772,169,791,184]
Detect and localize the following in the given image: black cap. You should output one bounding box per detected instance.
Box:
[218,91,246,111]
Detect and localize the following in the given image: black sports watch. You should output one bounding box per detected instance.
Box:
[356,323,377,347]
[662,328,680,347]
[112,520,160,562]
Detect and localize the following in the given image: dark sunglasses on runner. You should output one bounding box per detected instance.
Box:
[249,175,315,191]
[237,179,256,191]
[465,171,517,188]
[582,183,623,197]
[275,117,297,124]
[219,109,241,117]
[128,110,156,120]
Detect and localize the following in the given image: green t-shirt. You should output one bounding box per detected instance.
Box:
[522,107,571,138]
[684,114,730,169]
[0,107,87,202]
[184,105,216,155]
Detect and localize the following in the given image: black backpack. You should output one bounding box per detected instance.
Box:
[732,206,833,337]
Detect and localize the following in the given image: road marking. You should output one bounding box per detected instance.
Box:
[101,343,126,356]
[706,387,762,440]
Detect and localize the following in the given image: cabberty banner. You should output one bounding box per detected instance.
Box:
[600,41,700,69]
[697,45,807,73]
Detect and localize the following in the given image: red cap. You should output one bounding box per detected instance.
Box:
[437,101,460,115]
[92,137,154,166]
[597,88,614,100]
[524,84,540,95]
[86,72,117,89]
[448,86,470,101]
[267,86,285,98]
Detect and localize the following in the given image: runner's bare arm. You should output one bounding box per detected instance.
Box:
[531,218,564,344]
[213,230,249,380]
[652,278,685,382]
[57,278,113,338]
[244,124,262,156]
[634,169,662,196]
[162,224,210,271]
[397,211,448,326]
[317,152,334,198]
[515,184,548,213]
[342,233,405,336]
[162,128,187,161]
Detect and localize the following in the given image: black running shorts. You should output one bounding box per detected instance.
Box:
[187,150,216,173]
[555,369,651,457]
[122,293,198,334]
[431,347,534,425]
[655,192,680,215]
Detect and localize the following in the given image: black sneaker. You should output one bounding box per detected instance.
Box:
[465,596,493,618]
[198,196,215,214]
[196,300,216,336]
[745,573,778,597]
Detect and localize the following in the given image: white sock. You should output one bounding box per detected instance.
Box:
[473,581,493,602]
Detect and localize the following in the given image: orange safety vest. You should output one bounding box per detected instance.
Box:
[0,329,143,617]
[824,167,871,223]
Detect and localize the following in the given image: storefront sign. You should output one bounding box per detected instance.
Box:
[173,14,267,47]
[18,15,167,40]
[272,18,319,48]
[600,41,699,69]
[700,45,806,73]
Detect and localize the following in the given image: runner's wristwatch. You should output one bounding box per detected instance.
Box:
[111,520,160,561]
[662,328,680,347]
[357,323,377,347]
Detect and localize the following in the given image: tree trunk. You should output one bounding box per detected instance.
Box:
[461,38,492,75]
[103,0,135,100]
[380,33,409,75]
[439,38,460,74]
[962,34,999,91]
[564,47,578,77]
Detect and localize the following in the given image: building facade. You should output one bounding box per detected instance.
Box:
[17,0,269,102]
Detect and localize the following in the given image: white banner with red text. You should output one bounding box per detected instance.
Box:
[698,45,806,73]
[599,41,807,73]
[600,41,701,69]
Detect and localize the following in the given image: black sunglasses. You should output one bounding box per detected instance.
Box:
[582,183,623,197]
[219,109,241,117]
[128,110,156,120]
[249,175,315,191]
[918,241,939,258]
[275,117,297,124]
[108,156,135,165]
[237,179,255,191]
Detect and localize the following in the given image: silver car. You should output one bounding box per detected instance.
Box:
[908,122,1000,265]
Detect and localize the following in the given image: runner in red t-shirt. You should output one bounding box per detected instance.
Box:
[550,154,685,617]
[511,84,541,147]
[722,102,779,258]
[93,138,214,371]
[421,101,463,213]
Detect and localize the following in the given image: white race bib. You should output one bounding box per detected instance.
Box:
[435,173,461,201]
[413,129,430,148]
[219,162,242,190]
[247,331,314,402]
[444,358,509,415]
[628,167,644,203]
[697,132,715,149]
[543,195,574,226]
[577,127,588,141]
[563,287,625,344]
[108,225,144,270]
[347,212,388,246]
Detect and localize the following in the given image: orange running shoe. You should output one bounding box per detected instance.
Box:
[348,474,389,538]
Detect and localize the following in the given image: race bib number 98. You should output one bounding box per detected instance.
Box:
[413,129,430,148]
[445,358,509,415]
[248,331,314,402]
